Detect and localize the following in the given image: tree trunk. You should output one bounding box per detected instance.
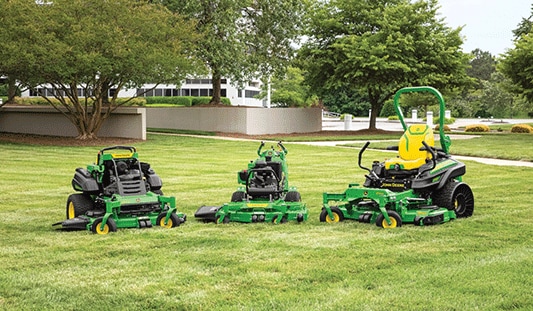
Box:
[369,103,379,130]
[7,77,17,104]
[209,66,222,105]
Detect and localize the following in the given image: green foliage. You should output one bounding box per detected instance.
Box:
[162,0,305,104]
[299,0,471,129]
[319,85,371,116]
[191,97,231,106]
[500,8,533,109]
[387,115,399,121]
[262,67,317,107]
[145,96,192,106]
[379,100,396,117]
[0,0,199,139]
[1,135,533,310]
[510,124,533,133]
[465,124,491,132]
[467,49,497,84]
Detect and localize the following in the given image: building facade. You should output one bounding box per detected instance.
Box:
[25,77,266,107]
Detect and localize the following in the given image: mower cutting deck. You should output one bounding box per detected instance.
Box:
[195,141,308,224]
[53,146,186,234]
[320,86,474,228]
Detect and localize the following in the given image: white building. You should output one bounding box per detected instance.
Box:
[25,77,267,107]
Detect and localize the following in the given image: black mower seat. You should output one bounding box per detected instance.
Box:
[247,167,280,197]
[384,124,435,171]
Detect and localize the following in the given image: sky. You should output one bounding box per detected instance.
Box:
[437,0,532,56]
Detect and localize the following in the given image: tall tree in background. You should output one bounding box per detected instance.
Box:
[0,0,199,139]
[298,0,470,129]
[501,6,533,112]
[160,0,305,105]
[467,49,497,83]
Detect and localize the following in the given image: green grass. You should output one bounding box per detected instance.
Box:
[1,134,532,310]
[343,133,533,161]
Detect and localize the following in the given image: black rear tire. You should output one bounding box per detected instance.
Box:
[66,194,94,219]
[433,181,474,218]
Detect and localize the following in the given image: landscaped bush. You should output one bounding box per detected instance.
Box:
[465,124,490,132]
[434,124,451,132]
[510,124,533,133]
[387,115,399,120]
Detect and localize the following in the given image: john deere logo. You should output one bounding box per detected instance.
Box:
[364,191,368,196]
[136,198,141,203]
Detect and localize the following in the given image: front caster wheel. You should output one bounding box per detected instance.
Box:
[376,211,402,228]
[319,206,344,223]
[91,217,117,235]
[157,213,180,228]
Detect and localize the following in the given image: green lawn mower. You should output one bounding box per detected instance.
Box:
[320,86,474,228]
[53,146,186,234]
[195,141,308,224]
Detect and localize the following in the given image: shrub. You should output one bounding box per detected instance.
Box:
[387,115,399,120]
[191,96,231,106]
[465,124,490,132]
[116,97,146,106]
[434,124,451,132]
[510,124,533,133]
[144,96,191,106]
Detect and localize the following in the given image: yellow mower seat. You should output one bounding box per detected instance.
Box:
[385,124,434,171]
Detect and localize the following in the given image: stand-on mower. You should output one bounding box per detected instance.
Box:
[320,86,474,228]
[195,141,308,224]
[53,146,186,234]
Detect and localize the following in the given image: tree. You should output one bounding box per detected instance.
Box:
[160,0,305,105]
[298,0,470,129]
[259,67,317,107]
[0,0,199,139]
[467,49,497,83]
[500,7,533,111]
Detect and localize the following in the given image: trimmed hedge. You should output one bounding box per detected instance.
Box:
[13,96,146,106]
[510,124,533,133]
[144,96,231,107]
[465,124,490,132]
[144,96,191,106]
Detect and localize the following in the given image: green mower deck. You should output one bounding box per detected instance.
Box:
[53,146,186,234]
[195,141,308,224]
[320,86,474,228]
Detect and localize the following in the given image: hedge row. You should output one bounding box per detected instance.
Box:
[144,96,231,106]
[9,96,232,107]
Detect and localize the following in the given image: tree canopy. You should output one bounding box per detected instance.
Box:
[160,0,305,105]
[0,0,199,139]
[500,7,533,108]
[298,0,470,129]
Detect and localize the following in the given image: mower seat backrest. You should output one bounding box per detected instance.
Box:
[247,167,280,198]
[384,124,435,171]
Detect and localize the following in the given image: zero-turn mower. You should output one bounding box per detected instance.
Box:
[195,141,308,224]
[53,146,186,234]
[320,86,474,228]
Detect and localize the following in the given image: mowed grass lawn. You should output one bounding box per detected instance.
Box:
[1,134,532,310]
